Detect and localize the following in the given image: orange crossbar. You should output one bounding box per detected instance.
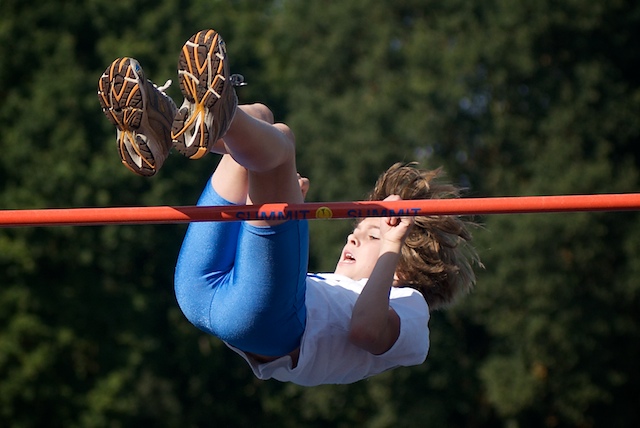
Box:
[1,193,640,227]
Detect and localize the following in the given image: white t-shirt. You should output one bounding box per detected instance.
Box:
[227,273,430,387]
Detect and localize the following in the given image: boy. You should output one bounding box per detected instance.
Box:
[98,29,478,386]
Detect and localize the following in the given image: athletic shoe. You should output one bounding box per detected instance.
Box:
[171,29,238,159]
[98,58,177,176]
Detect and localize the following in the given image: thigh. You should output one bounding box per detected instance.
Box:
[210,219,309,356]
[174,181,241,330]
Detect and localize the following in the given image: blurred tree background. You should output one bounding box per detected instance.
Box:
[1,0,639,426]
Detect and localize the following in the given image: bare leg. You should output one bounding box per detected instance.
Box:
[211,103,303,226]
[171,29,302,223]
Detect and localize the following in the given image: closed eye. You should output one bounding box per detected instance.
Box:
[354,219,381,241]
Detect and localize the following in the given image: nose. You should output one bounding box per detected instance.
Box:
[347,233,359,246]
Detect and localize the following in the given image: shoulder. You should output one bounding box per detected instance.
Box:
[389,286,429,317]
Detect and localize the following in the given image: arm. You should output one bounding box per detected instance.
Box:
[348,197,413,355]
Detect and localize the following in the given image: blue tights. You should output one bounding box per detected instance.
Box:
[174,180,308,356]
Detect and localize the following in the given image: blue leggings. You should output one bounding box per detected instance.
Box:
[174,180,308,356]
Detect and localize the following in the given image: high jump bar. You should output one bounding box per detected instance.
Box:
[1,193,639,228]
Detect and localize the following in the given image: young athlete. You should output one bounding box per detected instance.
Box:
[98,29,479,386]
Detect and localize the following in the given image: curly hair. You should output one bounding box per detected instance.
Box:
[368,162,480,310]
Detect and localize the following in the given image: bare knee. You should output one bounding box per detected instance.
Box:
[274,123,294,142]
[239,103,274,124]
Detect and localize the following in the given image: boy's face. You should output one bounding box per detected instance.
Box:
[334,218,383,280]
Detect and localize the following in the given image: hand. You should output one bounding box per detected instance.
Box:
[297,173,310,200]
[379,195,414,246]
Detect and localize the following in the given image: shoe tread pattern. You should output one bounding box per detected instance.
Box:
[172,29,232,159]
[97,58,156,176]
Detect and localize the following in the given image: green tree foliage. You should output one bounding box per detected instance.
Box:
[1,0,638,426]
[0,1,272,426]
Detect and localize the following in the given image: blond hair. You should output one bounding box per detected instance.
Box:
[368,163,480,310]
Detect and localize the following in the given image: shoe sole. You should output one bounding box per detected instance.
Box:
[171,29,229,159]
[97,58,158,176]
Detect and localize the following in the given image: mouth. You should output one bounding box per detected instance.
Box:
[341,251,356,264]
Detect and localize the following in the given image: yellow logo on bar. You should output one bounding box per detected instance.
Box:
[315,207,333,219]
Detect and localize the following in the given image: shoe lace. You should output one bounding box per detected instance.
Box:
[155,76,244,92]
[155,79,172,93]
[151,79,177,110]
